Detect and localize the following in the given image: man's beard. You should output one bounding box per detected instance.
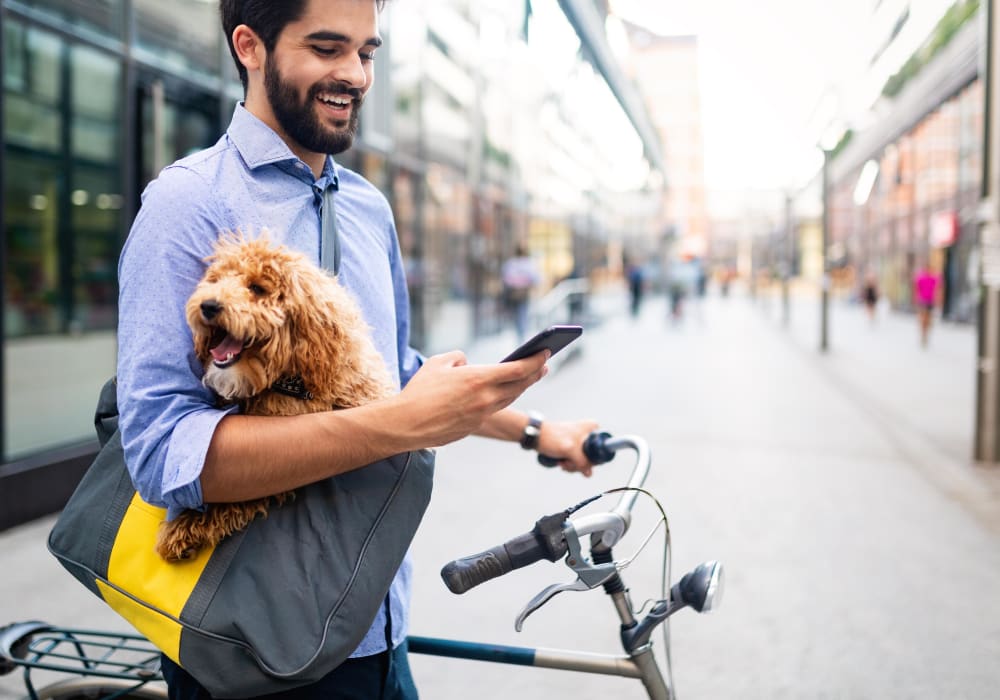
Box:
[264,59,362,156]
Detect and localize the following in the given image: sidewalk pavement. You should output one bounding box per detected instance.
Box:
[3,286,999,699]
[753,284,1000,530]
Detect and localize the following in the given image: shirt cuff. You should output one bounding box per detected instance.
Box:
[162,403,239,518]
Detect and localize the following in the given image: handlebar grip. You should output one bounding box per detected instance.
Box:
[441,531,545,594]
[537,430,616,468]
[441,511,569,594]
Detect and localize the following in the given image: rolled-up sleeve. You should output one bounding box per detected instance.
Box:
[117,167,235,515]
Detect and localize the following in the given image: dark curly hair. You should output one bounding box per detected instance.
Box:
[220,0,387,92]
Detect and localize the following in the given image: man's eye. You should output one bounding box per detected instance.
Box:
[249,283,267,296]
[361,52,376,62]
[313,46,336,56]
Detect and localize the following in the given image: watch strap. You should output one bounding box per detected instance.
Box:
[520,412,543,450]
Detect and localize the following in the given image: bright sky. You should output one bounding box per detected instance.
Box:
[611,0,871,193]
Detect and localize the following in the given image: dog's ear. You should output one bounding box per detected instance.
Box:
[284,260,361,377]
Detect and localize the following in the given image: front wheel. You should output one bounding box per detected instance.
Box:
[32,678,167,700]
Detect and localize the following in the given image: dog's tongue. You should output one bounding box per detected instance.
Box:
[210,334,243,361]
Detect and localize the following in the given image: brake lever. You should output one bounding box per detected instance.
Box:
[513,520,618,631]
[514,578,590,631]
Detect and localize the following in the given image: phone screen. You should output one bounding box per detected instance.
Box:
[501,325,582,362]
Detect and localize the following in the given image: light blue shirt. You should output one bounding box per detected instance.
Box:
[117,103,423,657]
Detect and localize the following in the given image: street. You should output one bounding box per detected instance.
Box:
[3,288,1000,699]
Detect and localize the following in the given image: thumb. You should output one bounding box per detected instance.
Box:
[428,350,468,368]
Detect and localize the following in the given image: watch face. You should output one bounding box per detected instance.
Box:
[521,424,541,449]
[521,413,543,449]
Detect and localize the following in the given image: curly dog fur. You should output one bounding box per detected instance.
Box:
[155,234,395,561]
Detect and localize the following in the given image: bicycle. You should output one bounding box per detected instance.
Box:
[409,431,723,699]
[1,432,723,700]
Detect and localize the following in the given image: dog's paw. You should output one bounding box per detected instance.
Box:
[156,541,201,562]
[155,521,205,562]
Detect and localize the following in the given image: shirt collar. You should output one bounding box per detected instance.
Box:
[227,103,339,188]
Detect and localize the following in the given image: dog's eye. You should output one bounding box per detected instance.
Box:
[249,283,268,296]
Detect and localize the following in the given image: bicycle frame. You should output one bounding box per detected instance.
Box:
[407,629,669,699]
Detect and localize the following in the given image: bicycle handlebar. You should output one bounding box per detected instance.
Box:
[440,511,569,594]
[440,432,650,594]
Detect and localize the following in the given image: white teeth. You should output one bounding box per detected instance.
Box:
[226,352,234,361]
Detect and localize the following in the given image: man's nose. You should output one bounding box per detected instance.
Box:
[330,57,369,92]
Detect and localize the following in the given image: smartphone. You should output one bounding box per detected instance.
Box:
[501,325,583,362]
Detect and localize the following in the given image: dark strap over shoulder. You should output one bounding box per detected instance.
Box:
[95,377,119,448]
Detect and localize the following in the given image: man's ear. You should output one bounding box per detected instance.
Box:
[232,24,264,73]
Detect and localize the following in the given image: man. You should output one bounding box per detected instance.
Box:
[116,0,599,698]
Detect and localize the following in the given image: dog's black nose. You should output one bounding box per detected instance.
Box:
[200,300,223,321]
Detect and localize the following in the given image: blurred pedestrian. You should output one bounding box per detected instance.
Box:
[913,264,940,347]
[690,256,707,322]
[501,243,540,341]
[695,257,708,299]
[665,255,696,323]
[862,274,879,324]
[625,259,644,318]
[719,266,735,298]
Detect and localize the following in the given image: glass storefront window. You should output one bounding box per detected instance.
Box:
[70,162,122,332]
[3,21,121,458]
[134,0,221,79]
[17,0,123,38]
[3,23,62,154]
[4,153,62,336]
[71,45,120,163]
[137,77,220,188]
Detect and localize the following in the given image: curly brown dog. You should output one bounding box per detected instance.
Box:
[155,234,395,561]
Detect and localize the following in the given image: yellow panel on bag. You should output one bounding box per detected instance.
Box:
[96,493,215,662]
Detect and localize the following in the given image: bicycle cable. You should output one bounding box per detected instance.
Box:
[599,485,676,695]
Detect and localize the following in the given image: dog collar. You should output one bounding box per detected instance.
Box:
[271,375,314,401]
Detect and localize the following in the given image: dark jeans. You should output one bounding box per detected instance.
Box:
[160,641,418,700]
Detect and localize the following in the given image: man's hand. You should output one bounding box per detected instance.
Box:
[391,350,549,448]
[536,419,600,477]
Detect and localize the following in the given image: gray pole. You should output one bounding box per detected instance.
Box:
[975,0,1000,463]
[820,150,831,353]
[782,193,793,327]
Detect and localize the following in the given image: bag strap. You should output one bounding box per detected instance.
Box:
[95,377,120,447]
[319,183,340,276]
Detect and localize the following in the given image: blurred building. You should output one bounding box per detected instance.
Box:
[624,29,707,256]
[389,0,665,352]
[0,0,664,527]
[802,0,980,319]
[705,188,789,285]
[616,21,708,272]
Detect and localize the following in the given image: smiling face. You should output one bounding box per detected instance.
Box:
[263,49,363,157]
[237,0,381,168]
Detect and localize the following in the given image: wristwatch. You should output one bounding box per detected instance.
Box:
[520,411,543,450]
